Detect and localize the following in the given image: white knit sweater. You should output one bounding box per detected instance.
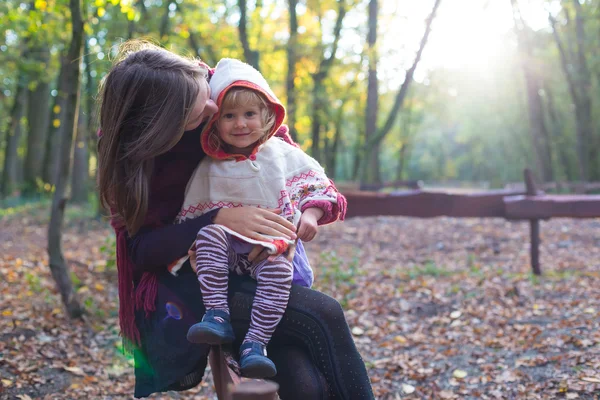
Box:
[177,137,338,250]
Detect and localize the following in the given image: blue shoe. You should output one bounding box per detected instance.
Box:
[186,309,235,345]
[239,341,277,378]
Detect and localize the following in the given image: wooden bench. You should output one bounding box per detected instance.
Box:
[209,345,279,400]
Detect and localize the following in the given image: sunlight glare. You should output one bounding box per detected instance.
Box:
[380,0,552,86]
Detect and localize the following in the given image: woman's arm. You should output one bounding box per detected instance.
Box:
[129,207,297,273]
[128,210,219,272]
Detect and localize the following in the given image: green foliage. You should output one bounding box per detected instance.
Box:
[407,261,454,279]
[318,249,362,285]
[1,0,600,199]
[99,234,116,272]
[25,271,43,293]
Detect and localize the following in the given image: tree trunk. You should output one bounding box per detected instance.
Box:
[548,6,592,180]
[310,0,346,164]
[159,0,172,42]
[286,0,298,141]
[361,0,441,185]
[310,74,325,162]
[188,30,217,66]
[544,83,574,180]
[396,104,414,181]
[71,108,88,203]
[572,0,594,180]
[43,58,68,186]
[23,46,51,195]
[48,0,85,319]
[237,0,260,70]
[512,0,553,182]
[1,73,28,197]
[362,0,379,184]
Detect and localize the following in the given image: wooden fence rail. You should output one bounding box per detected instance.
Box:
[342,169,600,275]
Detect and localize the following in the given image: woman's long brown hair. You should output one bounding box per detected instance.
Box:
[97,40,207,235]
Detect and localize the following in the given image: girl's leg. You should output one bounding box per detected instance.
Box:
[244,255,294,345]
[194,225,232,312]
[188,225,237,344]
[236,255,293,378]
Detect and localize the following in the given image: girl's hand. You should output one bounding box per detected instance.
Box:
[214,207,297,242]
[248,240,297,265]
[248,245,270,264]
[297,208,324,242]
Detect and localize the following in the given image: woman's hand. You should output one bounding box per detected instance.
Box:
[214,207,297,242]
[297,208,324,242]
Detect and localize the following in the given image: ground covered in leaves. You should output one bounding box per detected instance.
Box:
[1,204,599,399]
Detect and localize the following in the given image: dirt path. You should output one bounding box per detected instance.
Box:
[1,209,599,399]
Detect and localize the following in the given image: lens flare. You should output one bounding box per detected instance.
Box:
[165,302,182,320]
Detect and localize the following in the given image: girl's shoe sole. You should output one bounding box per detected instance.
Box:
[186,326,234,345]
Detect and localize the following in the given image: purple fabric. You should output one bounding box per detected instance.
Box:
[291,240,313,287]
[230,237,313,288]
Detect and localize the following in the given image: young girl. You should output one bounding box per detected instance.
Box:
[175,58,345,378]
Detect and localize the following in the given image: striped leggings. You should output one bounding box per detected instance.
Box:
[195,224,293,345]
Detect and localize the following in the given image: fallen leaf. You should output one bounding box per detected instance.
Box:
[394,335,408,344]
[63,366,86,376]
[1,379,13,387]
[401,383,415,394]
[453,369,468,379]
[352,327,365,336]
[450,310,462,319]
[580,376,600,384]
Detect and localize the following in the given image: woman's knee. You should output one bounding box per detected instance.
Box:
[301,287,345,323]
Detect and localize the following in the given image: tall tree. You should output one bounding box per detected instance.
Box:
[47,0,85,318]
[23,16,52,196]
[286,0,299,141]
[309,0,347,163]
[363,0,379,184]
[42,56,67,186]
[238,0,260,70]
[511,0,553,182]
[0,70,27,197]
[361,0,442,184]
[548,1,594,180]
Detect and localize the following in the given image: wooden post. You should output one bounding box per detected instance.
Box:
[524,169,542,275]
[209,345,241,400]
[209,345,278,400]
[231,381,279,400]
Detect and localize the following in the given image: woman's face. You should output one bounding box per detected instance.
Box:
[184,78,218,131]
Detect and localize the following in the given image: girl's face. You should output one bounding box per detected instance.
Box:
[217,103,264,156]
[184,78,218,131]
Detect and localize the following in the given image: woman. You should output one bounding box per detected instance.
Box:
[97,40,373,399]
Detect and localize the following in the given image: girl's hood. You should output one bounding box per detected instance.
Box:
[201,58,285,160]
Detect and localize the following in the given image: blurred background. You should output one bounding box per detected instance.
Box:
[2,1,600,398]
[1,0,599,207]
